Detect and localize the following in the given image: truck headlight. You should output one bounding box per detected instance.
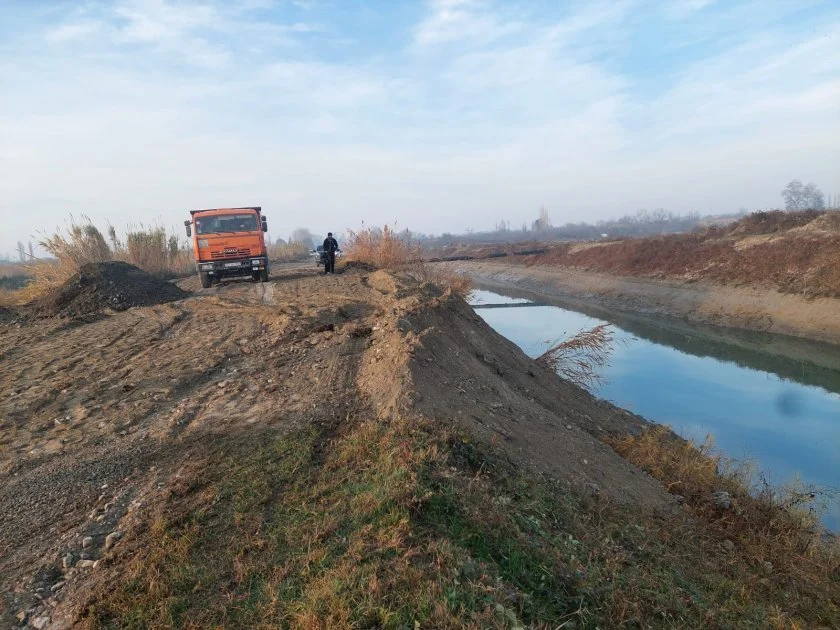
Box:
[251,259,263,266]
[198,239,209,248]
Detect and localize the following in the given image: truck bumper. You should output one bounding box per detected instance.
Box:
[197,256,268,277]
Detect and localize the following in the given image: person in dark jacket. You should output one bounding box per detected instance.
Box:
[323,232,339,274]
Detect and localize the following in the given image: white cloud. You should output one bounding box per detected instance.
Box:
[638,25,840,143]
[1,0,838,255]
[413,0,523,47]
[44,20,104,42]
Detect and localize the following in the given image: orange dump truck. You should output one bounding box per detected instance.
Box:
[184,207,270,288]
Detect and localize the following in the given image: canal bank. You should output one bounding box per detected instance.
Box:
[447,260,840,346]
[469,288,840,530]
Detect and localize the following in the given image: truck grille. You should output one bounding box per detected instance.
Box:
[211,248,251,259]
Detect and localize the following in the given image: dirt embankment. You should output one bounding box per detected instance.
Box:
[448,260,840,345]
[1,262,679,628]
[3,262,838,628]
[445,211,840,344]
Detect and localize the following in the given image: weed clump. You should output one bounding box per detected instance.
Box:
[345,224,422,269]
[347,224,473,298]
[610,426,840,621]
[537,323,617,391]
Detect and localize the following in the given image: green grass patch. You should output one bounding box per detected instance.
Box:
[80,415,840,629]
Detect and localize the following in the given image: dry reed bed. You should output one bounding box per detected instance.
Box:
[346,224,473,297]
[7,217,194,304]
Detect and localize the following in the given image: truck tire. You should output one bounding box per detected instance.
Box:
[199,271,212,288]
[260,267,269,283]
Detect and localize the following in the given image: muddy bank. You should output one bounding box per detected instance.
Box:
[448,260,840,346]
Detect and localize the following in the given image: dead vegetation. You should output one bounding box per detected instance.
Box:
[345,224,423,269]
[609,426,840,625]
[347,224,473,298]
[267,240,311,263]
[475,210,840,299]
[8,216,194,305]
[536,324,617,391]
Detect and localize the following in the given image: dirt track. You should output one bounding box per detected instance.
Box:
[447,260,840,345]
[0,262,677,628]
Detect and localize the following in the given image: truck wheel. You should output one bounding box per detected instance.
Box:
[260,268,269,283]
[199,271,213,288]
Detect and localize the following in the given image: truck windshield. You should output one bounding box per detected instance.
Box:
[195,214,258,235]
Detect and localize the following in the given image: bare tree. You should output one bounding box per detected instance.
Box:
[27,241,34,260]
[782,180,825,210]
[803,182,825,209]
[17,241,25,262]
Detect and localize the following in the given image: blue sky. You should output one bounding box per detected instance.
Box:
[1,0,838,254]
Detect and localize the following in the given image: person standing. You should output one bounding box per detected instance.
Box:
[323,232,339,274]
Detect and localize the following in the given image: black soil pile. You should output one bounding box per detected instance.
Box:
[0,305,16,323]
[31,261,188,318]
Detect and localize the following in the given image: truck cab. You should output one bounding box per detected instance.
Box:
[184,207,269,288]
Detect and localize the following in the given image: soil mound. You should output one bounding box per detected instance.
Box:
[797,211,840,234]
[727,209,823,236]
[32,261,188,317]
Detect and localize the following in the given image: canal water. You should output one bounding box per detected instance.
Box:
[470,289,840,529]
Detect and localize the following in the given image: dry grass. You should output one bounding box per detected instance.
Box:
[76,408,840,629]
[537,324,617,391]
[347,225,473,298]
[0,264,30,305]
[0,263,29,278]
[422,267,474,299]
[8,217,194,304]
[609,426,840,623]
[345,224,423,269]
[17,217,113,301]
[479,210,840,298]
[268,241,311,263]
[122,224,193,277]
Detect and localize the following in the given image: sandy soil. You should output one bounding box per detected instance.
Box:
[0,263,672,629]
[448,260,840,346]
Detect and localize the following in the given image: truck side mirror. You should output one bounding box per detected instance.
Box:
[184,221,192,238]
[261,220,268,233]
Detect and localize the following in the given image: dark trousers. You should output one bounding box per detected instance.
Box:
[325,252,336,273]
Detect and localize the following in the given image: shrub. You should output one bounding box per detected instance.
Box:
[345,225,422,269]
[346,225,473,298]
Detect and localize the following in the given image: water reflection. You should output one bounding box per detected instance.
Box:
[470,290,840,529]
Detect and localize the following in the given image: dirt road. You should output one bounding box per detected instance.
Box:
[447,260,840,345]
[0,262,675,628]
